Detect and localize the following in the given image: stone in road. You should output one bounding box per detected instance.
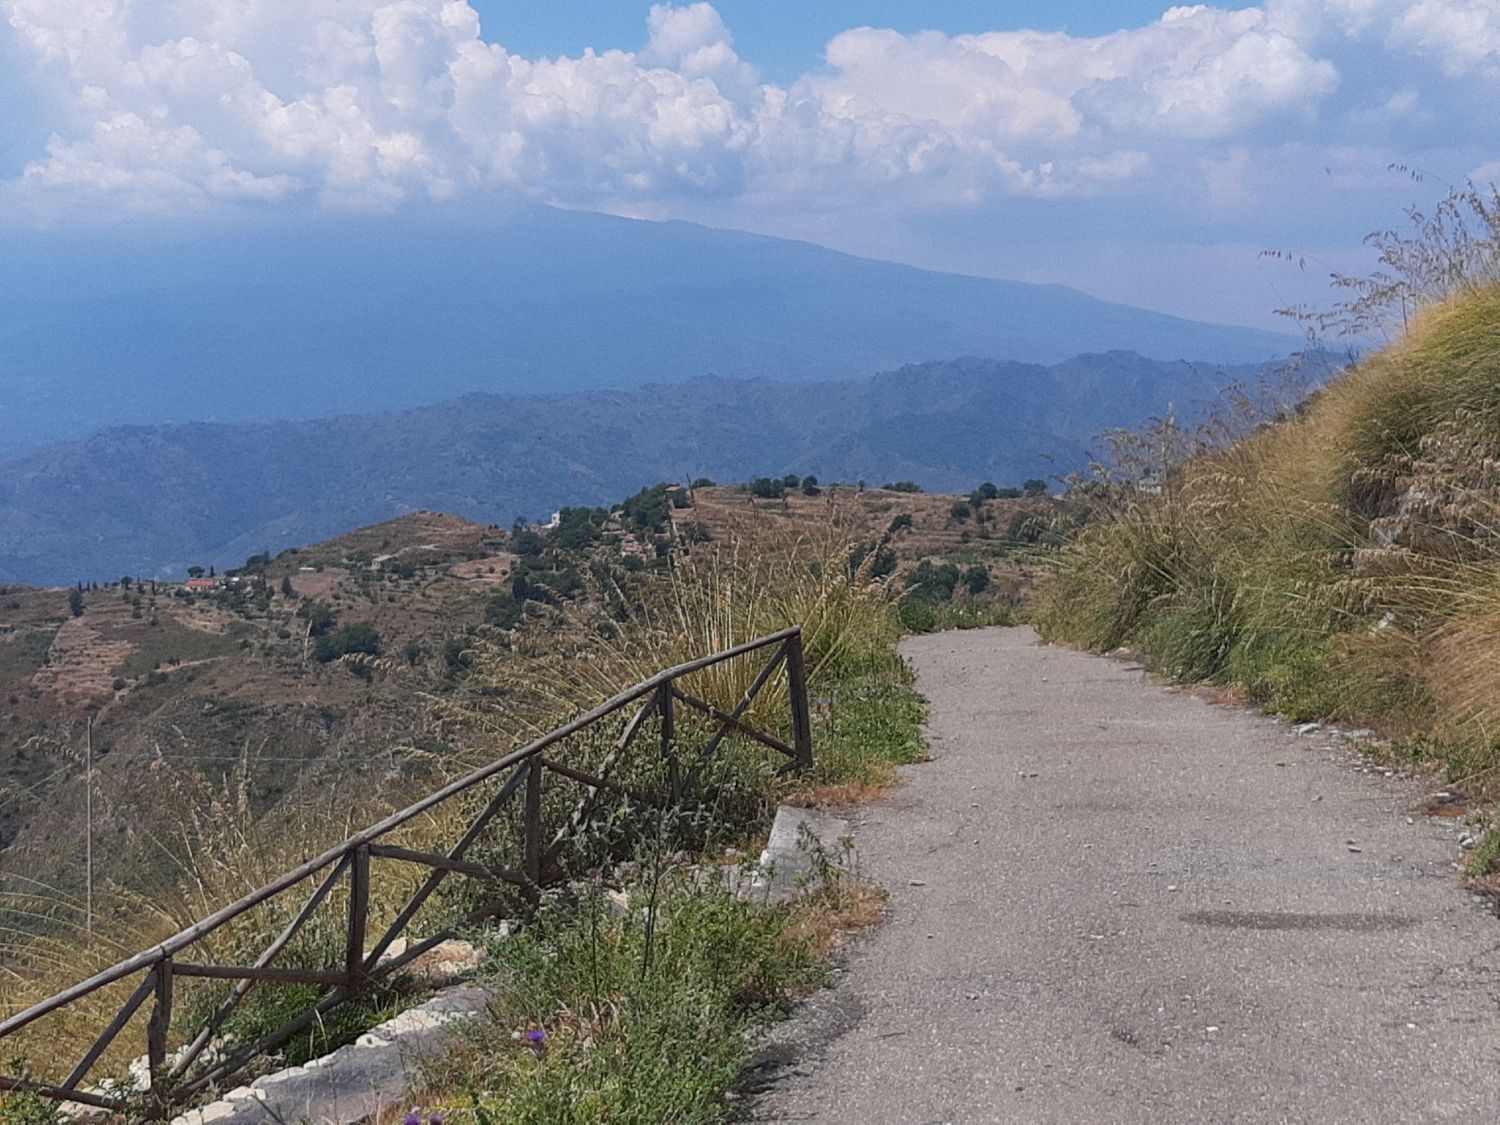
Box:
[749,627,1500,1123]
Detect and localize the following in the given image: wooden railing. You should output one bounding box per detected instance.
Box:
[0,627,813,1114]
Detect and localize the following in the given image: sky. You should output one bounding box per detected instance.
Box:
[1,1,1497,329]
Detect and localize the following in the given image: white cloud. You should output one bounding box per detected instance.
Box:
[0,0,1491,218]
[1391,0,1500,77]
[1269,0,1500,77]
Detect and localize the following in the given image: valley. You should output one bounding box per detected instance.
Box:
[0,483,1040,911]
[0,351,1305,587]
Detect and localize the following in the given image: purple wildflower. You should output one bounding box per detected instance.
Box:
[404,1112,422,1125]
[525,1028,546,1044]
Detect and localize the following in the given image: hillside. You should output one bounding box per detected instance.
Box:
[0,484,1038,905]
[0,351,1293,585]
[1037,284,1500,811]
[0,209,1297,451]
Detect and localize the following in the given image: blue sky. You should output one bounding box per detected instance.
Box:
[1,1,1496,329]
[472,2,1180,81]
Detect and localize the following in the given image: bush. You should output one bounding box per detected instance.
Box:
[314,621,381,663]
[905,560,960,602]
[749,477,786,499]
[897,598,938,632]
[963,566,990,596]
[297,600,337,635]
[882,481,922,493]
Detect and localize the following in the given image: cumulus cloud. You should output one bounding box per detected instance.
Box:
[0,0,1494,218]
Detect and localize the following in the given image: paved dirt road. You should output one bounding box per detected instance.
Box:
[749,627,1500,1123]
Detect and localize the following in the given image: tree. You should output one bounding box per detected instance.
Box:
[443,637,473,675]
[550,507,605,551]
[950,502,971,522]
[280,576,296,599]
[963,565,991,596]
[297,600,337,635]
[621,484,676,533]
[486,590,524,628]
[511,529,545,556]
[187,566,205,579]
[68,588,84,617]
[888,513,914,534]
[848,541,897,579]
[1023,479,1048,497]
[974,482,1000,500]
[315,621,381,663]
[801,475,821,496]
[749,477,786,499]
[1008,509,1047,544]
[691,477,716,489]
[905,560,960,601]
[882,481,922,493]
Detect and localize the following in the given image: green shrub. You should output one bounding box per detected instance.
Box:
[314,621,381,663]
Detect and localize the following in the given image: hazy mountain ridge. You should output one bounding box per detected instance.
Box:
[0,351,1275,585]
[0,208,1296,450]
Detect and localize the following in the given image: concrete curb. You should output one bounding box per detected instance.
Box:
[749,805,853,903]
[172,985,490,1125]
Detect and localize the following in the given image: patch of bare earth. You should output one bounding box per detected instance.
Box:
[31,617,133,702]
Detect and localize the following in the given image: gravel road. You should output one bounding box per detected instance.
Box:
[746,626,1500,1123]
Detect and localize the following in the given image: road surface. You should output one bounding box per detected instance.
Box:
[748,626,1500,1123]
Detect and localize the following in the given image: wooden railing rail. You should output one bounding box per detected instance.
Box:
[0,627,814,1113]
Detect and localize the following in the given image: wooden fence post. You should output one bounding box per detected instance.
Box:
[784,630,815,771]
[346,846,370,983]
[660,683,679,803]
[147,958,173,1081]
[523,760,544,894]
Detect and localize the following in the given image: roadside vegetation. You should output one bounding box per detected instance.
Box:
[1034,183,1500,824]
[0,491,980,1121]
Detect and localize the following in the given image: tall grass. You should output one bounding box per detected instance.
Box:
[1036,283,1500,785]
[0,516,909,1101]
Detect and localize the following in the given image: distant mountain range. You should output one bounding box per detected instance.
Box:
[0,207,1295,451]
[0,351,1286,585]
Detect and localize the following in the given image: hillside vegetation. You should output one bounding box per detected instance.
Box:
[0,482,1036,920]
[0,476,1045,1118]
[1037,283,1500,791]
[0,351,1286,586]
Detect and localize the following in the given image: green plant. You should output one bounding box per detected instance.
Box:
[0,1065,61,1125]
[1463,817,1500,878]
[432,867,825,1123]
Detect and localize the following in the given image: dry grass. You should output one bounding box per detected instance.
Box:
[782,871,888,964]
[0,510,916,1092]
[1037,284,1500,788]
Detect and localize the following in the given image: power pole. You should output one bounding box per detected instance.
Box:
[85,715,94,937]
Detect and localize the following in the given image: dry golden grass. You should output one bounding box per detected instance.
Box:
[1038,284,1500,790]
[783,872,888,966]
[0,512,909,1086]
